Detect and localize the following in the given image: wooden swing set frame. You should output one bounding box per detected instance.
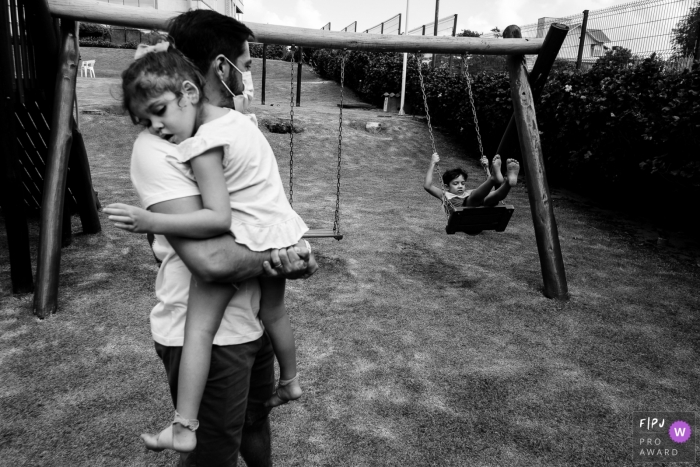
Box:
[1,0,570,319]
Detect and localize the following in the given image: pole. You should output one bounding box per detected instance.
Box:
[433,0,439,68]
[505,25,568,300]
[34,19,80,317]
[693,18,700,61]
[399,0,409,115]
[262,43,266,105]
[296,46,302,107]
[576,10,589,70]
[434,0,439,36]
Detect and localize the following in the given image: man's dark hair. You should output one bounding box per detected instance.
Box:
[442,168,469,185]
[167,10,255,76]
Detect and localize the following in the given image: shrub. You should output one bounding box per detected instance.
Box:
[79,40,138,49]
[79,23,110,40]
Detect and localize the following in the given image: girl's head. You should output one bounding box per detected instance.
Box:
[442,168,469,195]
[122,41,207,144]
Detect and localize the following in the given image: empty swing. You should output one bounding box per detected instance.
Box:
[416,52,514,236]
[288,46,345,240]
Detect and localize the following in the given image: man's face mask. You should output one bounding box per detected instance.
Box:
[221,56,254,113]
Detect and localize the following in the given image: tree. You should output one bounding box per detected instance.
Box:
[592,46,635,70]
[671,5,700,57]
[490,27,502,38]
[458,29,481,38]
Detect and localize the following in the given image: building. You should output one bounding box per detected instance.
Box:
[536,17,611,64]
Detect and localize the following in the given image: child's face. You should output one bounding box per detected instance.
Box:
[447,175,467,195]
[130,89,198,144]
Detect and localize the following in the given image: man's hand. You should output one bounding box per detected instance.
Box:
[263,240,318,279]
[104,203,154,233]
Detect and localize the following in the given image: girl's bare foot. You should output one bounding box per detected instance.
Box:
[491,155,504,185]
[265,374,302,408]
[506,159,520,186]
[141,412,198,453]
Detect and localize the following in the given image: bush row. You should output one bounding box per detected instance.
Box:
[80,39,138,49]
[312,49,700,203]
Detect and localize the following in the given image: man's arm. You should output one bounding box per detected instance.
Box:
[150,195,314,283]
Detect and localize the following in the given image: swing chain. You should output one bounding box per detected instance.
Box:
[416,53,450,221]
[289,45,296,206]
[461,54,487,175]
[334,50,346,234]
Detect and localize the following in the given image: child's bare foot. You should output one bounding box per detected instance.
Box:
[491,155,504,185]
[265,374,302,408]
[506,159,520,186]
[141,412,198,453]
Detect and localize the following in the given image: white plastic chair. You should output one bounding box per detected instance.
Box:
[81,60,95,78]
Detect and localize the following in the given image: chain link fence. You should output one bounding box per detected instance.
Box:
[341,21,357,33]
[483,0,700,71]
[363,13,402,35]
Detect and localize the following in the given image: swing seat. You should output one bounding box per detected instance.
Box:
[446,205,514,235]
[303,229,344,240]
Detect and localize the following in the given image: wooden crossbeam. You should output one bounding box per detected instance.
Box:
[46,0,544,55]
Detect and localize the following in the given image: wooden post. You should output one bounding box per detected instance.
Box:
[68,126,101,233]
[33,19,80,318]
[576,10,589,70]
[693,19,700,62]
[296,47,302,107]
[261,43,266,105]
[496,23,569,159]
[505,25,568,300]
[0,0,33,294]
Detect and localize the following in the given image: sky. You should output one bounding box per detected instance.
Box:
[241,0,629,35]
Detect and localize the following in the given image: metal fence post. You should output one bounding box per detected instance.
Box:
[262,43,266,105]
[296,47,302,107]
[576,10,589,70]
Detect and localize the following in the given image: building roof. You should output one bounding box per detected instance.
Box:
[569,24,611,43]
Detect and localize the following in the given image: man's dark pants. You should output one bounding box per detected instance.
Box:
[155,333,274,467]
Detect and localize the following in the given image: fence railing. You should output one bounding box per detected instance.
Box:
[341,21,357,33]
[320,22,331,31]
[363,13,402,35]
[491,0,700,70]
[407,14,457,37]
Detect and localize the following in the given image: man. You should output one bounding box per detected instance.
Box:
[130,10,317,466]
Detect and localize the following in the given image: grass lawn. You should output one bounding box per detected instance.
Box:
[1,49,699,466]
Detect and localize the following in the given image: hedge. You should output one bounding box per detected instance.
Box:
[80,39,138,49]
[312,49,700,209]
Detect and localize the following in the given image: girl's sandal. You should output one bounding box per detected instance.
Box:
[141,411,199,453]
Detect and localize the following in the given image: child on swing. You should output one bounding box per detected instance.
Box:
[424,153,520,210]
[104,42,306,453]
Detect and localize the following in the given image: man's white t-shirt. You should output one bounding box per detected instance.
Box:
[130,130,263,347]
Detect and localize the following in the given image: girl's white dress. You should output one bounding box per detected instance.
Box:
[168,109,308,251]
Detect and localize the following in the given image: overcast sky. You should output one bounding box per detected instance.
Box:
[242,0,627,34]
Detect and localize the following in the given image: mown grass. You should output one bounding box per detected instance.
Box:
[1,50,698,466]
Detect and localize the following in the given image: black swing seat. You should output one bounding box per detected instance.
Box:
[303,229,344,240]
[446,204,514,235]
